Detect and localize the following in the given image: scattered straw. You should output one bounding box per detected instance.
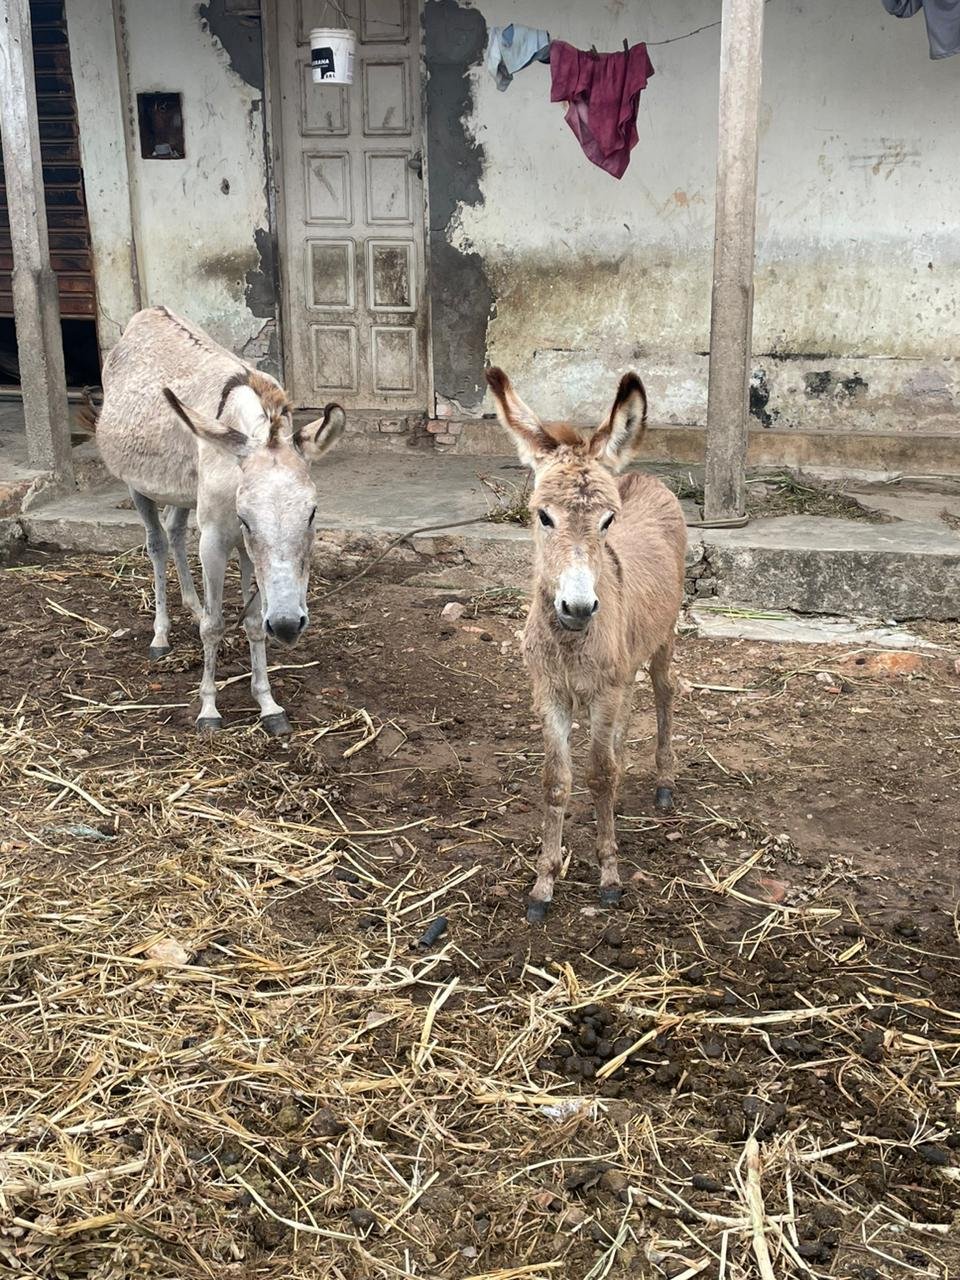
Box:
[1,552,958,1279]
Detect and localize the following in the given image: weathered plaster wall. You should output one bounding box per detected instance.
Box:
[449,0,960,432]
[113,0,278,369]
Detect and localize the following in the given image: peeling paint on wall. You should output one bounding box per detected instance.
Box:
[245,226,276,318]
[241,318,279,371]
[198,0,265,90]
[423,0,493,413]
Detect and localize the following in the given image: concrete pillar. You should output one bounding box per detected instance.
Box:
[703,0,765,523]
[68,0,141,354]
[0,0,73,481]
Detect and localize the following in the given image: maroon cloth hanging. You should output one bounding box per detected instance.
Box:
[549,40,654,179]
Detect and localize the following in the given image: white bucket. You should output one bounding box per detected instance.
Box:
[310,27,356,85]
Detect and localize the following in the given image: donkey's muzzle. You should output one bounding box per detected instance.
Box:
[557,597,599,631]
[265,613,308,645]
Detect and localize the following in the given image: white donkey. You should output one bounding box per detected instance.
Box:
[94,306,345,734]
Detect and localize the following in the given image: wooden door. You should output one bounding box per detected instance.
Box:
[276,0,428,411]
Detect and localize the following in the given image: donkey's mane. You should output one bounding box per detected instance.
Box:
[157,306,223,357]
[215,367,294,449]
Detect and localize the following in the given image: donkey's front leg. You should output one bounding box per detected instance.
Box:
[649,639,677,812]
[588,687,628,906]
[238,545,290,736]
[130,490,171,659]
[529,694,572,924]
[196,526,230,732]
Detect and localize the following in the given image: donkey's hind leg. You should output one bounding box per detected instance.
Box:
[164,506,202,623]
[130,489,171,659]
[649,638,677,812]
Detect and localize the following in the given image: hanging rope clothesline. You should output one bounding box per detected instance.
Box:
[647,0,774,46]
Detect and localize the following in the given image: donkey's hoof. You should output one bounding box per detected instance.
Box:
[526,898,550,925]
[148,644,171,660]
[599,885,623,907]
[261,712,292,737]
[196,716,223,735]
[655,785,674,813]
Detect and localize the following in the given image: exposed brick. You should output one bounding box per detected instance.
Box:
[378,418,407,433]
[425,420,448,434]
[434,433,459,446]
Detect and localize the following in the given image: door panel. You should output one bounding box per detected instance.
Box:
[278,0,427,410]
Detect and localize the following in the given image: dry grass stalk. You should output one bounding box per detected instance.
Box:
[743,1139,776,1280]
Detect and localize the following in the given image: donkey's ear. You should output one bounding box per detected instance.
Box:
[485,367,556,470]
[294,403,346,461]
[163,388,255,458]
[590,372,647,472]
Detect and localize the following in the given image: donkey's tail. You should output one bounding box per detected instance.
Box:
[77,385,102,434]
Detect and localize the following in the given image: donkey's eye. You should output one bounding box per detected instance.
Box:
[308,507,317,527]
[537,509,555,529]
[600,512,616,532]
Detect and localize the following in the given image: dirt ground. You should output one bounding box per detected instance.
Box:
[1,549,958,1280]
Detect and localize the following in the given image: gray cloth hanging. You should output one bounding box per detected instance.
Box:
[882,0,960,59]
[486,24,551,91]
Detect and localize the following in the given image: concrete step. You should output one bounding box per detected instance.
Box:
[693,516,960,621]
[14,453,536,590]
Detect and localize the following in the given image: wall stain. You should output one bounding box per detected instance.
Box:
[671,188,704,208]
[804,370,868,400]
[760,350,833,362]
[849,139,920,177]
[423,0,492,411]
[749,367,777,428]
[805,370,834,398]
[200,247,259,282]
[839,373,867,399]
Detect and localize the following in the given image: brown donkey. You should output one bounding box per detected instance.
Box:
[486,368,686,923]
